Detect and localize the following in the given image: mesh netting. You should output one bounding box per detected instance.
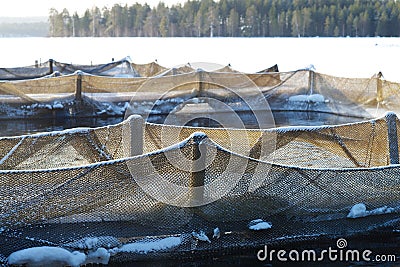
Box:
[0,120,128,170]
[52,59,140,78]
[1,113,399,264]
[0,64,399,264]
[131,61,169,77]
[0,61,53,81]
[0,58,141,80]
[0,69,397,126]
[0,59,279,80]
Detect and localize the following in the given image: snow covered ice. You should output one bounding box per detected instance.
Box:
[7,246,86,267]
[248,219,272,231]
[213,227,220,239]
[347,203,395,218]
[84,248,110,265]
[288,94,325,103]
[7,246,110,266]
[112,236,182,254]
[192,230,211,243]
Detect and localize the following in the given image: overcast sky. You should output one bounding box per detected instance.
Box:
[0,0,185,17]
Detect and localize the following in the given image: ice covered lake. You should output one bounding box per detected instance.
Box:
[2,37,400,80]
[0,37,400,135]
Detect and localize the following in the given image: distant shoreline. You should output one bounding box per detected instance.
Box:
[0,17,48,37]
[0,16,47,23]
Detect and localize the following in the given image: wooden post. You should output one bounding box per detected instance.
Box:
[75,72,82,102]
[49,59,54,74]
[190,132,206,206]
[198,69,204,97]
[308,69,315,94]
[376,71,383,103]
[129,114,144,156]
[386,112,399,165]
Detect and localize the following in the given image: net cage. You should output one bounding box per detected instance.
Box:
[0,67,398,126]
[0,58,244,81]
[0,61,399,265]
[0,58,142,81]
[1,112,400,265]
[0,58,274,81]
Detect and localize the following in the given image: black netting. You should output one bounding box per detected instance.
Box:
[1,114,399,265]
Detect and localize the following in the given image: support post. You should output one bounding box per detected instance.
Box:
[308,69,315,94]
[75,72,82,102]
[49,59,54,74]
[130,115,144,156]
[198,69,204,97]
[189,132,207,206]
[386,112,399,165]
[376,71,383,103]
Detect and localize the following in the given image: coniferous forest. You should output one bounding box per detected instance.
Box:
[48,0,400,37]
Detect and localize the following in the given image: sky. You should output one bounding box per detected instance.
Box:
[0,0,185,17]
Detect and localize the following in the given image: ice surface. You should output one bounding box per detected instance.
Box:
[1,37,400,81]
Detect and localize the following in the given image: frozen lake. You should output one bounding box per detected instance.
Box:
[1,37,400,81]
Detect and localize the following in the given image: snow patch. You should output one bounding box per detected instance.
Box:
[347,203,395,219]
[65,236,120,250]
[52,102,64,109]
[192,231,211,243]
[84,248,110,265]
[114,236,181,254]
[96,109,107,115]
[191,97,200,104]
[248,219,272,231]
[191,131,208,139]
[65,237,100,250]
[213,227,220,239]
[304,64,316,71]
[288,94,325,103]
[7,246,86,267]
[83,237,99,249]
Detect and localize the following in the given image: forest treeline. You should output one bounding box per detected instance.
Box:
[49,0,400,37]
